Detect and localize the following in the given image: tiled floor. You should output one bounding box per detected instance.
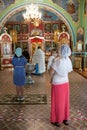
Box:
[0,68,87,130]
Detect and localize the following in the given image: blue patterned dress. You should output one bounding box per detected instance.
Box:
[12,56,27,86]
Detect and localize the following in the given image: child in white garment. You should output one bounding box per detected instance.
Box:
[47,50,58,70]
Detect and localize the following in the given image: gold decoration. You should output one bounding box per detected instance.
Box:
[54,30,60,43]
[10,30,17,44]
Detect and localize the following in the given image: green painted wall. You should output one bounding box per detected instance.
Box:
[0,0,86,49]
[77,0,87,45]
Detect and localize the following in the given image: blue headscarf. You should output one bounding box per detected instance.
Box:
[15,48,22,57]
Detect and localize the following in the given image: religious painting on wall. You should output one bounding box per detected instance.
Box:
[67,0,76,14]
[60,23,67,31]
[6,24,13,34]
[14,24,21,34]
[77,27,84,42]
[52,23,59,33]
[44,23,51,33]
[0,0,15,10]
[42,10,58,21]
[3,43,10,55]
[51,0,79,22]
[77,27,84,51]
[0,32,12,56]
[21,24,28,34]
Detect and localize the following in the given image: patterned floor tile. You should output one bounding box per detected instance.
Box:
[0,69,87,130]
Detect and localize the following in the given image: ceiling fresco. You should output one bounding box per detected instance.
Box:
[0,0,15,10]
[52,0,79,22]
[8,9,59,22]
[0,0,79,22]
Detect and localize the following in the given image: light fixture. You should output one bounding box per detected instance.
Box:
[23,4,42,27]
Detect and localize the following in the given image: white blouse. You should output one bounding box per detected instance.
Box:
[51,57,73,85]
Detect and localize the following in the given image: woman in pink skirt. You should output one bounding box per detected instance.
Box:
[49,44,73,127]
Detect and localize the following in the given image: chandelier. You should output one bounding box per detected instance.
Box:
[23,4,42,27]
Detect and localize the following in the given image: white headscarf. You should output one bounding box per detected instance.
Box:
[52,44,73,76]
[59,44,71,58]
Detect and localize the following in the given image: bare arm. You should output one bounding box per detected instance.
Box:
[49,67,55,83]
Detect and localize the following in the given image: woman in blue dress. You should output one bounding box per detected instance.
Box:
[12,47,27,101]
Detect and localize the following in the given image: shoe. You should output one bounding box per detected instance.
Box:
[63,120,69,125]
[17,97,21,101]
[51,122,60,127]
[20,97,25,101]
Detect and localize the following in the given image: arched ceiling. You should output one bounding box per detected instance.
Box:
[0,0,79,22]
[0,4,74,35]
[7,9,59,22]
[0,0,79,46]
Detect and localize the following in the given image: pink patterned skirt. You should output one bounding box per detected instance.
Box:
[50,82,70,123]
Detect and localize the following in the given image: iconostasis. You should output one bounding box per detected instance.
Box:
[0,31,12,68]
